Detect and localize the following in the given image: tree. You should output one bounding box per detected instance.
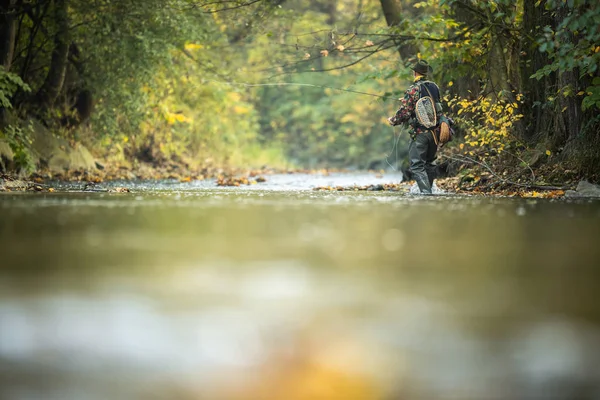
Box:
[379,0,418,61]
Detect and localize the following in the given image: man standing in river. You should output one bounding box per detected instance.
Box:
[387,59,442,195]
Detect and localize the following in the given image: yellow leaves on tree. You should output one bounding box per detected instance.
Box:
[234,105,250,114]
[184,43,204,51]
[226,92,250,114]
[165,111,191,125]
[449,93,524,154]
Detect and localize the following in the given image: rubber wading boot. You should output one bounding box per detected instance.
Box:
[414,174,433,194]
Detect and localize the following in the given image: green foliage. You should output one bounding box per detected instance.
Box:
[533,0,600,77]
[0,123,35,174]
[243,0,403,168]
[532,0,600,109]
[582,77,600,110]
[3,0,599,174]
[69,0,213,137]
[0,70,31,109]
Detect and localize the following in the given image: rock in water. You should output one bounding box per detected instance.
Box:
[564,181,600,198]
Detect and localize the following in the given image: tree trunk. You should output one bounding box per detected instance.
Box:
[0,0,17,71]
[487,31,512,96]
[551,5,581,148]
[447,1,481,100]
[36,0,69,107]
[520,0,554,142]
[379,0,418,62]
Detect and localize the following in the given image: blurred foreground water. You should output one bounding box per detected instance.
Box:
[1,173,600,400]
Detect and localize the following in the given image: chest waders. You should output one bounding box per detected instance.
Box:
[409,82,441,194]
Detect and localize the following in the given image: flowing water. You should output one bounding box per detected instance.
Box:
[1,172,600,400]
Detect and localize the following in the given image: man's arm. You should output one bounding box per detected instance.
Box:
[388,85,419,126]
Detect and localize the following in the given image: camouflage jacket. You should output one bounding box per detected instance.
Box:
[388,77,432,137]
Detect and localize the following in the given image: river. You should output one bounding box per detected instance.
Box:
[1,172,600,400]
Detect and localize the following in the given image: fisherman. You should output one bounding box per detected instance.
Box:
[387,59,446,195]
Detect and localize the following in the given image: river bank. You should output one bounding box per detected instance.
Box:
[2,126,599,199]
[3,167,600,199]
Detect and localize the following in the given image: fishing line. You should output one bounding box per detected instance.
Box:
[384,126,402,172]
[206,78,404,171]
[205,79,397,100]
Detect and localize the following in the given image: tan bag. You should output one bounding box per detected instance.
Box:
[439,120,452,144]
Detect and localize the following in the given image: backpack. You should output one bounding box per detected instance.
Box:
[415,81,453,146]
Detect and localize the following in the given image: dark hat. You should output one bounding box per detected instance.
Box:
[411,59,433,75]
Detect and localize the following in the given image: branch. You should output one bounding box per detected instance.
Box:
[196,0,263,13]
[178,47,230,80]
[440,153,570,191]
[265,39,396,77]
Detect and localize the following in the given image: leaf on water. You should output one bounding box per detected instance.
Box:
[111,187,130,193]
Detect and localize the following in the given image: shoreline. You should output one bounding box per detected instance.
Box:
[2,168,599,199]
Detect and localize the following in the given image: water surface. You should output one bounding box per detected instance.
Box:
[1,173,600,400]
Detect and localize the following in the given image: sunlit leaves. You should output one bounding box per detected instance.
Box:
[448,93,524,154]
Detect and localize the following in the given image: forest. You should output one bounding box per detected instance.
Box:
[1,0,599,185]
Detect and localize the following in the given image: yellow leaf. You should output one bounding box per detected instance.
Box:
[184,43,203,51]
[365,40,374,46]
[233,105,250,114]
[577,91,585,96]
[336,45,345,52]
[320,49,329,57]
[304,53,311,59]
[228,92,242,102]
[340,114,355,123]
